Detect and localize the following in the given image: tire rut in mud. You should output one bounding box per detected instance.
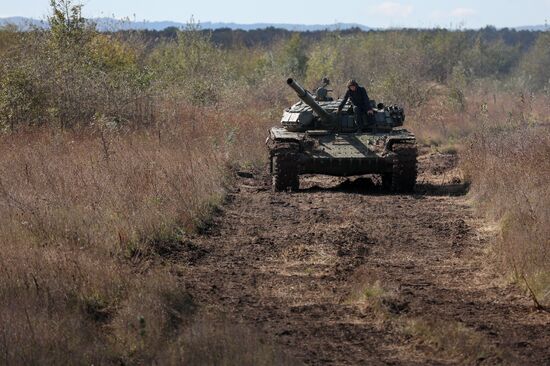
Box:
[177,151,550,365]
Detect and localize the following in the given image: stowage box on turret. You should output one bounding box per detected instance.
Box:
[266,78,418,192]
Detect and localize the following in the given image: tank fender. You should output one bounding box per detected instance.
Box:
[384,136,416,152]
[268,127,305,143]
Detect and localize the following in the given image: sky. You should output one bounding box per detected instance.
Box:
[1,0,549,28]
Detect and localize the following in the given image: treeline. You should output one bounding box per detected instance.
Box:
[117,26,367,47]
[0,0,549,131]
[127,25,541,51]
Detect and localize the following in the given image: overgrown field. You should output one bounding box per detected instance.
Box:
[463,124,550,306]
[0,0,549,363]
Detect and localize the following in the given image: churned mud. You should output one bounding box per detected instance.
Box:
[174,149,550,365]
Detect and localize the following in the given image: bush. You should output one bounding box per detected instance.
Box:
[148,23,229,105]
[0,0,154,130]
[0,67,46,130]
[518,33,550,91]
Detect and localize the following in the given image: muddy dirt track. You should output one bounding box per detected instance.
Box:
[177,151,550,365]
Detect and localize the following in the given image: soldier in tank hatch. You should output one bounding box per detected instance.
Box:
[314,77,333,101]
[337,79,374,131]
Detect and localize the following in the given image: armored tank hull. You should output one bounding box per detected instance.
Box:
[266,79,417,192]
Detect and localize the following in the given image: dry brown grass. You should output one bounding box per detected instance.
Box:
[462,123,550,307]
[348,276,505,364]
[0,100,282,364]
[410,86,549,307]
[404,318,503,365]
[408,85,550,147]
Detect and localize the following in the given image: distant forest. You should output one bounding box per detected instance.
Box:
[120,25,542,50]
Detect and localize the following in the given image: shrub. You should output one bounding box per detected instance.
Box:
[0,67,46,130]
[518,33,550,91]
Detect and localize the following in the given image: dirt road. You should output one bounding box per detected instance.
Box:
[177,151,550,365]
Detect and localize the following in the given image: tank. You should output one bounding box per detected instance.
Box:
[266,78,418,192]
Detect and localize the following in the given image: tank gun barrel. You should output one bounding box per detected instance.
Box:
[286,78,334,124]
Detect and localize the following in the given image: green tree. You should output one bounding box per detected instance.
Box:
[448,63,468,111]
[48,0,89,48]
[149,21,227,105]
[280,33,308,78]
[0,25,20,57]
[421,30,468,82]
[463,37,520,78]
[0,67,45,131]
[519,33,550,91]
[305,34,340,87]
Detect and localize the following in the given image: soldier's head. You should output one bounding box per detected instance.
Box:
[347,79,358,91]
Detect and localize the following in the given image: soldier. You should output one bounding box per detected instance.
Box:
[336,79,374,131]
[314,77,333,101]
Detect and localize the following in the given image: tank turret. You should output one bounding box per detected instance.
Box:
[282,78,406,133]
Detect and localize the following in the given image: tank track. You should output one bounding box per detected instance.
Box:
[270,142,300,192]
[384,142,418,193]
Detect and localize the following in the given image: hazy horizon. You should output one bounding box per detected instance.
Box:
[1,0,549,29]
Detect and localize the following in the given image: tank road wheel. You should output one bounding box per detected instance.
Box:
[390,142,418,193]
[271,142,300,192]
[273,155,299,191]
